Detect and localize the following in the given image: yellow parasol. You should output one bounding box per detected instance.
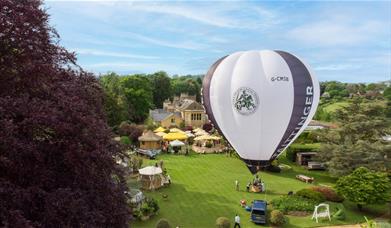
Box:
[154,126,166,133]
[194,130,208,136]
[194,134,213,141]
[194,134,221,141]
[169,128,185,133]
[163,132,188,141]
[155,131,167,137]
[193,128,203,133]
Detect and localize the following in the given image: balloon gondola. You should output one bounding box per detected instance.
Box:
[202,50,320,174]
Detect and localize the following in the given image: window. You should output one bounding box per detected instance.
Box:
[171,118,175,123]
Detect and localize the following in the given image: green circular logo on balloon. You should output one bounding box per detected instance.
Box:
[233,87,259,115]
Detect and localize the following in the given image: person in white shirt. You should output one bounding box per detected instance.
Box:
[234,214,241,228]
[235,180,239,191]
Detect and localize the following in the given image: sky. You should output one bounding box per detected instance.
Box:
[44,1,391,83]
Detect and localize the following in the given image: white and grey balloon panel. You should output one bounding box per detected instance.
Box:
[202,50,320,167]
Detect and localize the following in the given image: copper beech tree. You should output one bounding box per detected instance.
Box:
[0,0,130,227]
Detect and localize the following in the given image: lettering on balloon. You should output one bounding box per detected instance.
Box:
[271,76,289,82]
[273,86,313,157]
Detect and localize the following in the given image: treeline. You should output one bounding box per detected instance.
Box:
[319,81,389,100]
[314,81,391,121]
[99,71,203,126]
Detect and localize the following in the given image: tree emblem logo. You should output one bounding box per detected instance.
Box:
[233,87,259,115]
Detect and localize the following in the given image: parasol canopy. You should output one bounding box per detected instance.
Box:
[154,126,166,133]
[169,139,185,147]
[163,132,188,141]
[169,128,185,133]
[138,166,162,176]
[155,131,167,137]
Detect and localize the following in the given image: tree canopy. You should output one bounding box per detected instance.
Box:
[0,1,129,226]
[336,167,391,210]
[316,98,391,176]
[99,73,203,126]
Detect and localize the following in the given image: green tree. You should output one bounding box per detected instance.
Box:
[150,71,172,108]
[99,73,129,126]
[384,87,391,118]
[122,75,153,123]
[171,76,201,101]
[323,81,349,99]
[336,167,391,210]
[316,98,391,176]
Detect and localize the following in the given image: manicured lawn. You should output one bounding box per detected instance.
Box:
[323,101,350,113]
[130,153,388,227]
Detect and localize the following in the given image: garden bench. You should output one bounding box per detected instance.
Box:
[296,174,314,183]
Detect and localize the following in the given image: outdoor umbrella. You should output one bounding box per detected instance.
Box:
[154,126,166,133]
[169,128,185,133]
[155,131,167,137]
[163,132,188,141]
[169,139,185,147]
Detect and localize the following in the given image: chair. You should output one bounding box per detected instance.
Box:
[312,203,331,223]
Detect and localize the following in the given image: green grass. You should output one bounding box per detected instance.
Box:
[322,101,350,113]
[130,153,388,227]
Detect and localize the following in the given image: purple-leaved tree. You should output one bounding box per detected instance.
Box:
[0,1,130,227]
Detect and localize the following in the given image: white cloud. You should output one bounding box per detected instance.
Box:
[84,61,180,73]
[72,48,159,59]
[127,2,278,29]
[123,32,208,51]
[314,64,361,71]
[288,20,384,46]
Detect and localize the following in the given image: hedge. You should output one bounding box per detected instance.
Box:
[285,143,320,162]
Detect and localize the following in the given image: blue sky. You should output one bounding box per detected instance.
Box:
[45,1,390,82]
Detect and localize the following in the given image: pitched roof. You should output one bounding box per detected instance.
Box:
[150,109,173,121]
[138,130,162,141]
[178,99,204,111]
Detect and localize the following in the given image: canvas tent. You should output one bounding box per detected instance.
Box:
[138,166,164,190]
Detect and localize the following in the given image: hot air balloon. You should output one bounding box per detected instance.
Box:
[202,50,320,174]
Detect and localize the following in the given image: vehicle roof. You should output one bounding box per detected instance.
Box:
[252,200,266,210]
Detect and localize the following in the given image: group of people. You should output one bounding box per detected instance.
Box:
[235,175,265,193]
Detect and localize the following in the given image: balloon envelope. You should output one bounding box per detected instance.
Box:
[202,50,320,173]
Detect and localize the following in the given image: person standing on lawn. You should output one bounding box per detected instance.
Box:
[234,214,241,228]
[235,180,239,191]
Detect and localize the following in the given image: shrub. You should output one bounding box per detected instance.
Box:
[270,210,286,226]
[332,206,346,220]
[296,189,325,203]
[285,144,320,162]
[205,142,213,148]
[310,186,344,202]
[184,126,193,131]
[215,217,230,228]
[271,195,317,213]
[156,218,171,228]
[146,197,159,214]
[203,123,213,132]
[140,202,153,216]
[139,197,159,217]
[265,165,281,173]
[118,122,144,142]
[120,136,131,145]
